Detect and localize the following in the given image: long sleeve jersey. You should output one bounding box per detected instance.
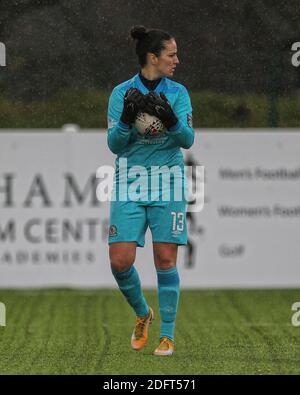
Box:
[107,73,195,175]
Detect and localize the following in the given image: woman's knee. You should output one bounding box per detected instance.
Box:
[110,257,134,272]
[154,251,177,270]
[153,243,178,270]
[155,258,176,271]
[109,243,136,272]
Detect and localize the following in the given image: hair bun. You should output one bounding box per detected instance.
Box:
[130,25,148,40]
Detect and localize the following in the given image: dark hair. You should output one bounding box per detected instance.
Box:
[130,25,173,67]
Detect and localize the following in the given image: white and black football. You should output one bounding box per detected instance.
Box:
[134,112,165,138]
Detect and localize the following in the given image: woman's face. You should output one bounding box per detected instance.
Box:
[153,39,179,78]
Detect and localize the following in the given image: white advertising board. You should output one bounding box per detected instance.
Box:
[0,130,300,288]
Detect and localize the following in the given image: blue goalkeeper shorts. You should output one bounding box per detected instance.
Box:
[108,198,188,247]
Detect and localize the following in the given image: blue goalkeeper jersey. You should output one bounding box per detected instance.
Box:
[107,73,194,177]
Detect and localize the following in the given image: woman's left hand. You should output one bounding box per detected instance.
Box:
[145,92,178,129]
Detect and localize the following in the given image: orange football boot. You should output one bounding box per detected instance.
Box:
[131,307,154,351]
[153,336,174,356]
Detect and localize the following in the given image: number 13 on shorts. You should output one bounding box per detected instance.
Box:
[171,211,185,232]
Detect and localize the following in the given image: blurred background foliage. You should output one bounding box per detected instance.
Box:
[0,0,300,128]
[1,90,300,128]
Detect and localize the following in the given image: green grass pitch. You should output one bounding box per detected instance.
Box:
[0,289,299,374]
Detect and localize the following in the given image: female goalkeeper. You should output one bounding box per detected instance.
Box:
[107,25,194,356]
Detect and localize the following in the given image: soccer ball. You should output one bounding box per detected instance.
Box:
[134,112,165,138]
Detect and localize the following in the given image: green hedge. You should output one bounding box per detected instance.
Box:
[0,90,300,129]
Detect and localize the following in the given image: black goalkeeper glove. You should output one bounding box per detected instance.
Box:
[145,91,178,129]
[120,88,145,125]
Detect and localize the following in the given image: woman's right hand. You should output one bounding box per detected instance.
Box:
[120,88,145,125]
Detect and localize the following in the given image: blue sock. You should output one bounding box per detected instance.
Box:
[156,267,180,341]
[112,266,149,317]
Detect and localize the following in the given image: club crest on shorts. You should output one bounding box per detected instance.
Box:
[109,225,118,237]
